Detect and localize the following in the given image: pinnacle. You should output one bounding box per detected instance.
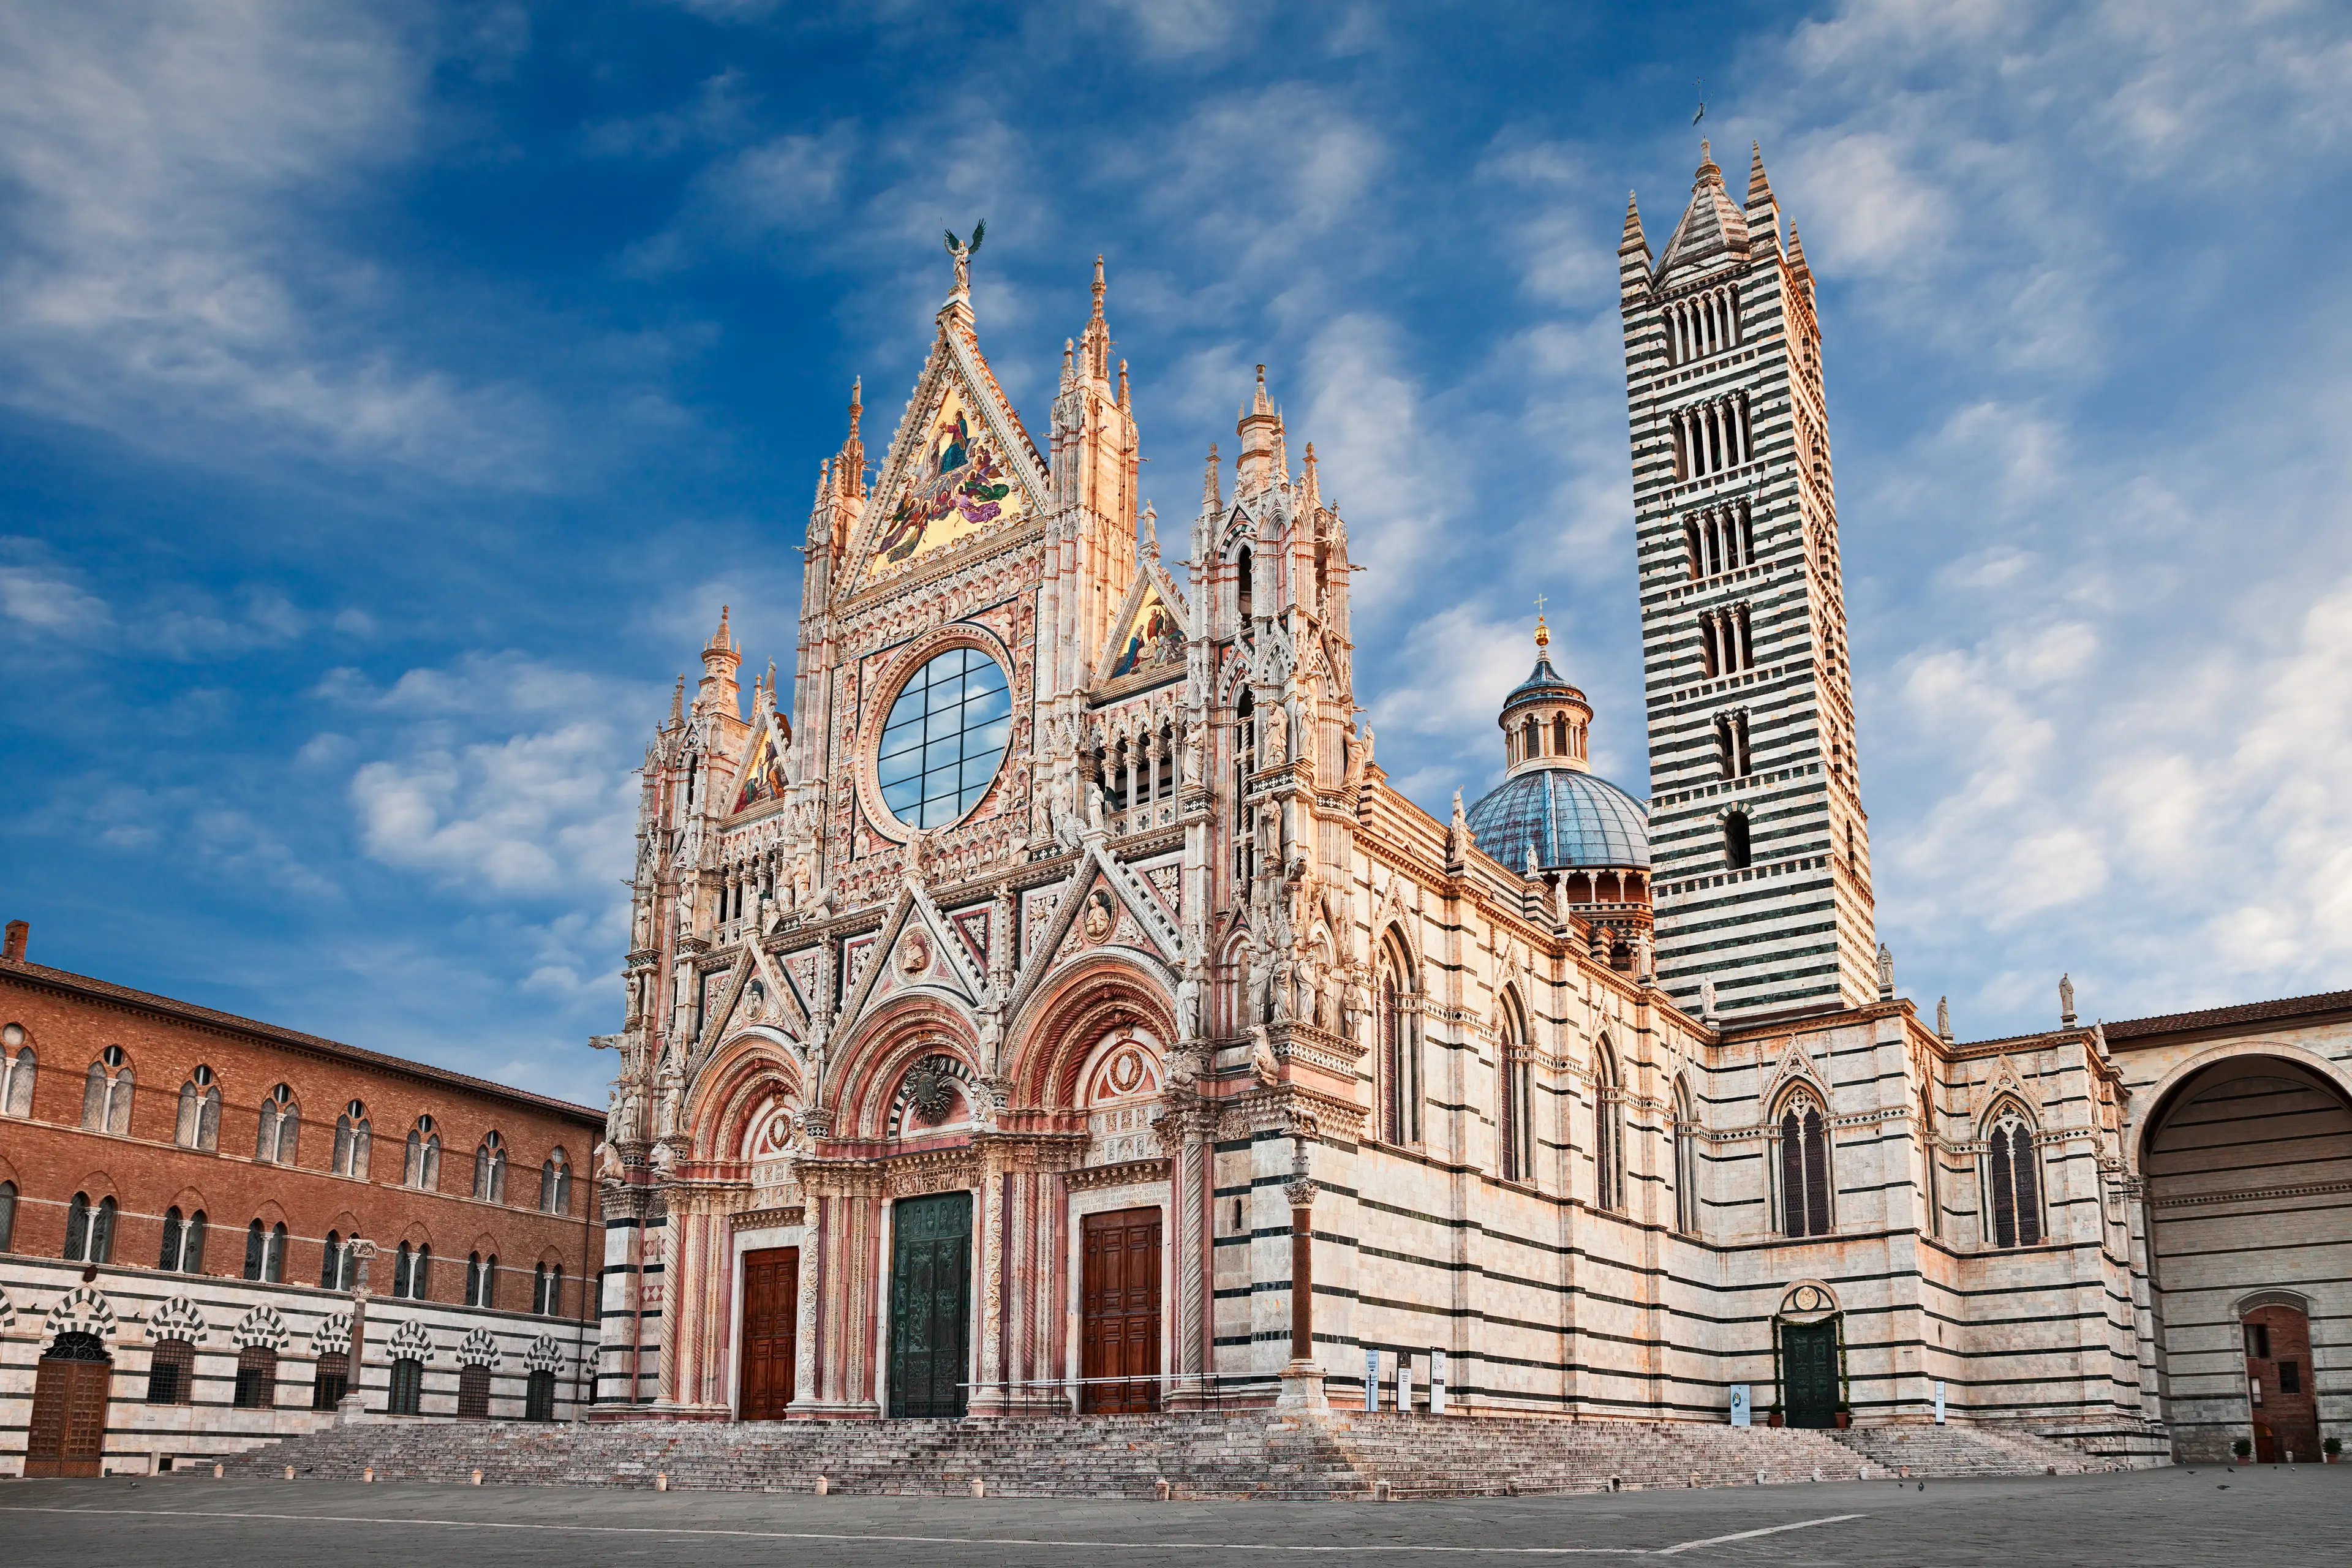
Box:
[1251,363,1272,417]
[1746,141,1774,208]
[707,604,734,654]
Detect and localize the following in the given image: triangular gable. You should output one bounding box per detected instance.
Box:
[730,718,790,814]
[948,904,992,973]
[1095,559,1191,685]
[848,326,1049,595]
[834,881,991,1036]
[1003,838,1182,1023]
[778,946,822,1020]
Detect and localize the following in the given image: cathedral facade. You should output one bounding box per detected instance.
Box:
[590,148,2350,1459]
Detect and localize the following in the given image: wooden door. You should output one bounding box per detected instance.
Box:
[27,1341,112,1478]
[1781,1321,1839,1428]
[888,1192,971,1418]
[739,1246,800,1420]
[1080,1207,1162,1413]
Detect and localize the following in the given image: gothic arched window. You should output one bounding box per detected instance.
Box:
[333,1101,370,1177]
[1985,1108,2043,1248]
[1593,1039,1625,1212]
[1,1039,33,1117]
[1498,993,1534,1184]
[1376,935,1420,1145]
[157,1206,205,1273]
[0,1180,15,1252]
[255,1084,300,1165]
[1724,810,1751,870]
[1673,1079,1700,1235]
[82,1046,132,1134]
[405,1117,442,1191]
[64,1191,115,1262]
[1920,1088,1943,1239]
[473,1131,508,1202]
[176,1066,221,1150]
[539,1150,571,1215]
[1779,1095,1832,1238]
[146,1338,195,1405]
[233,1345,278,1409]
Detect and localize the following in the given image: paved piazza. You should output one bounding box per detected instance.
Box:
[2,1467,2346,1566]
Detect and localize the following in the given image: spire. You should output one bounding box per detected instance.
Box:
[668,675,685,729]
[1061,337,1076,390]
[1202,442,1222,514]
[1117,358,1129,412]
[1251,362,1273,417]
[1786,225,1813,287]
[706,604,734,657]
[1697,136,1718,181]
[839,377,865,499]
[1080,254,1112,382]
[1301,441,1321,513]
[1745,141,1773,208]
[1619,190,1646,254]
[1237,365,1280,494]
[813,457,831,510]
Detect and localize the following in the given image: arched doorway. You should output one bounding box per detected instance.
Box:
[2140,1053,2352,1461]
[27,1331,112,1477]
[1773,1283,1844,1430]
[2242,1297,2319,1463]
[888,1190,973,1418]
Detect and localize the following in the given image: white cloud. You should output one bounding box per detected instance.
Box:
[0,2,556,481]
[0,560,111,636]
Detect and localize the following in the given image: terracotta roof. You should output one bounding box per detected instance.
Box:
[0,956,605,1125]
[2103,987,2352,1044]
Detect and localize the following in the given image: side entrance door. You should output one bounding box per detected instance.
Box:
[1080,1207,1162,1412]
[889,1191,972,1418]
[739,1245,800,1420]
[1781,1320,1840,1428]
[26,1333,113,1477]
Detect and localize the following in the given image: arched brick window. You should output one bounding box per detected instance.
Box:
[82,1046,133,1134]
[393,1240,432,1300]
[158,1206,205,1273]
[244,1219,286,1282]
[472,1131,507,1203]
[0,1180,15,1252]
[466,1251,500,1308]
[1498,992,1534,1184]
[0,1035,34,1117]
[333,1101,371,1177]
[175,1066,221,1150]
[255,1084,300,1165]
[1673,1078,1700,1235]
[538,1149,570,1215]
[405,1117,442,1191]
[1376,933,1421,1145]
[65,1191,115,1262]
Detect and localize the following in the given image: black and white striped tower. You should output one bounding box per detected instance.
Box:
[1619,140,1875,1020]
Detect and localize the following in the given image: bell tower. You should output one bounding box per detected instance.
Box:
[1620,141,1876,1019]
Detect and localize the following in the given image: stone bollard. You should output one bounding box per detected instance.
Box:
[284,1466,295,1481]
[1811,1468,1822,1483]
[471,1469,483,1487]
[1755,1469,1767,1486]
[1899,1465,1910,1479]
[1372,1481,1391,1502]
[970,1478,986,1499]
[1690,1472,1702,1490]
[364,1468,375,1484]
[1155,1480,1171,1501]
[213,1464,224,1480]
[655,1473,669,1492]
[815,1476,829,1496]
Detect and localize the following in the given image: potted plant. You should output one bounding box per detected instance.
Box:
[1833,1409,1852,1430]
[2324,1438,2341,1464]
[2232,1438,2253,1462]
[1766,1406,1784,1428]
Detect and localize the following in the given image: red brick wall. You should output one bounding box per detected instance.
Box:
[0,963,601,1317]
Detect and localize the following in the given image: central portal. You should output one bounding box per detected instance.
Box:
[1080,1206,1162,1412]
[1781,1320,1840,1428]
[888,1191,972,1418]
[739,1246,799,1420]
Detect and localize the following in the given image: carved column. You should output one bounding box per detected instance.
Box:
[1276,1153,1325,1412]
[790,1160,883,1418]
[970,1147,1009,1416]
[1166,1103,1216,1408]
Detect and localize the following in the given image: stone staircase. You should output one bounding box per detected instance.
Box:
[221,1411,1889,1498]
[1825,1422,2133,1477]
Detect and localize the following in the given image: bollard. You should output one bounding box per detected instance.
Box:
[1155,1479,1171,1501]
[815,1476,829,1496]
[970,1477,986,1499]
[471,1469,483,1487]
[1690,1472,1701,1490]
[1373,1481,1391,1502]
[213,1464,224,1480]
[284,1466,295,1481]
[1811,1468,1822,1483]
[364,1468,374,1484]
[1754,1469,1766,1486]
[655,1472,669,1492]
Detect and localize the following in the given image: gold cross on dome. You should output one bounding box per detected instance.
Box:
[1533,593,1548,617]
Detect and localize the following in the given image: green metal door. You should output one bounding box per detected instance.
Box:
[1782,1320,1839,1428]
[889,1191,973,1418]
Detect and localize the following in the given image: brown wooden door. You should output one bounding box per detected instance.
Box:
[739,1246,799,1420]
[27,1350,112,1477]
[1080,1207,1161,1413]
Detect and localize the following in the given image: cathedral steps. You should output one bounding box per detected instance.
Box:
[221,1411,1921,1497]
[1823,1423,2144,1477]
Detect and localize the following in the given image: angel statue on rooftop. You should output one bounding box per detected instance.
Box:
[944,219,986,293]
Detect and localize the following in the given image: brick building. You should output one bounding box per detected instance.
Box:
[0,922,605,1476]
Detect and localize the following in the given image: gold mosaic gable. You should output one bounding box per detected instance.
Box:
[854,340,1043,594]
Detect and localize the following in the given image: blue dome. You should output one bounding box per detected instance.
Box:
[1465,767,1650,873]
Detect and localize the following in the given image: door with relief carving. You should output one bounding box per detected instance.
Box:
[1080,1207,1161,1413]
[739,1246,799,1420]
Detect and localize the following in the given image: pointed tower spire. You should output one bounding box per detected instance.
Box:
[1786,225,1814,291]
[668,674,685,730]
[1619,190,1647,255]
[1301,441,1321,514]
[1237,366,1280,494]
[1080,254,1112,382]
[1202,442,1222,514]
[1117,358,1129,412]
[1745,141,1773,207]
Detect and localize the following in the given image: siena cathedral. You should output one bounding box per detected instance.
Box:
[588,145,2350,1461]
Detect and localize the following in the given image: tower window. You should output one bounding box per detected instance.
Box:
[1985,1112,2043,1248]
[1723,810,1751,870]
[1235,546,1253,625]
[1715,710,1750,778]
[1779,1098,1832,1237]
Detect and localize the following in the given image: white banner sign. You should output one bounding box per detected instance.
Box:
[1430,1348,1448,1415]
[1365,1346,1379,1411]
[1728,1383,1751,1428]
[1397,1360,1414,1415]
[1934,1380,1947,1423]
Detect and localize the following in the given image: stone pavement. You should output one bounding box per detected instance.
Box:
[2,1463,2346,1566]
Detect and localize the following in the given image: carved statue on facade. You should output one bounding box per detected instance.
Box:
[1261,696,1289,763]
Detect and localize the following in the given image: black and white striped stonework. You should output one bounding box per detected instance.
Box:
[1619,149,1877,1020]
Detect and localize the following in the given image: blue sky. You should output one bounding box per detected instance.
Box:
[4,1,2351,1107]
